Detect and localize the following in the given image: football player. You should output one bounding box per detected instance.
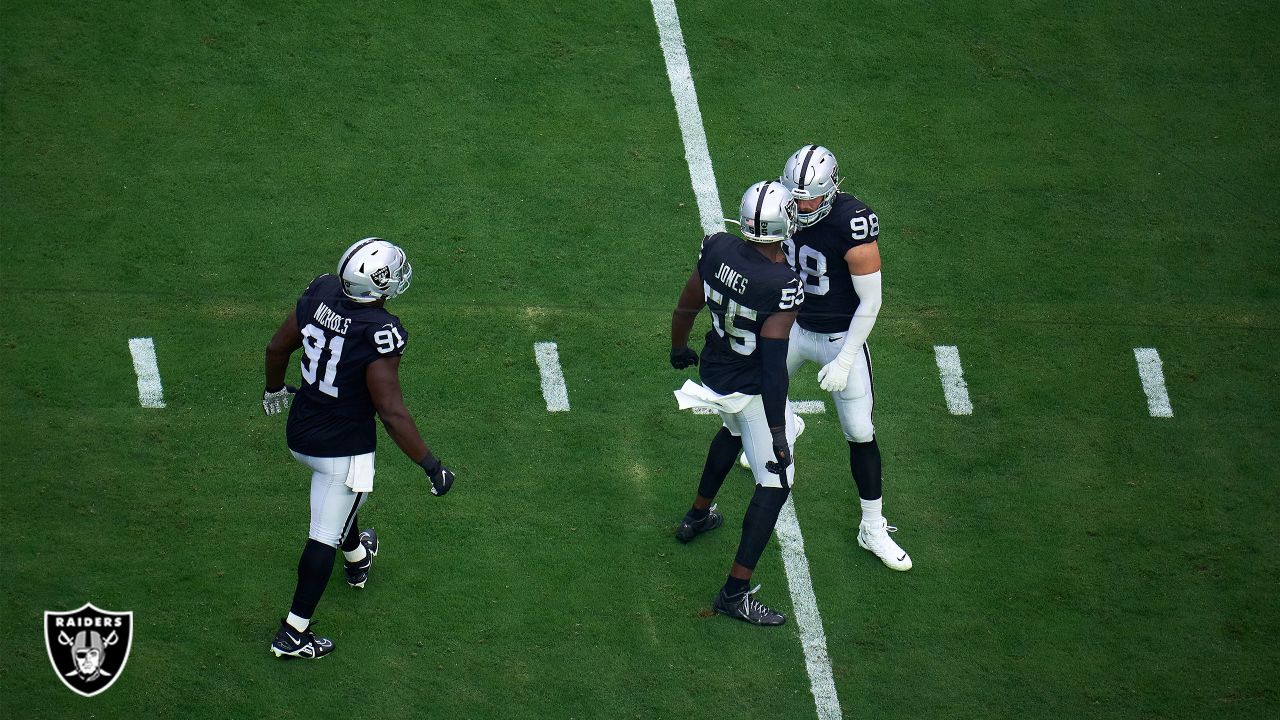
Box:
[777,144,911,571]
[261,237,457,659]
[670,181,805,626]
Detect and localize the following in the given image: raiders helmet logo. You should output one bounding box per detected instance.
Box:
[369,266,391,289]
[44,603,133,697]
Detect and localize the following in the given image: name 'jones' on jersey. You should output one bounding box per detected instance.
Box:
[286,274,409,458]
[696,232,803,396]
[784,193,879,333]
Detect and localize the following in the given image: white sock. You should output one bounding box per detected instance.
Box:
[860,497,883,525]
[285,613,310,633]
[343,544,367,564]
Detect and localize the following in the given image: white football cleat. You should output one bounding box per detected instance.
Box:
[740,415,805,470]
[858,518,912,571]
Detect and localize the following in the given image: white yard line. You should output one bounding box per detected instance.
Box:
[650,0,724,237]
[650,2,842,718]
[128,337,166,409]
[933,345,973,415]
[789,400,826,415]
[776,497,841,720]
[1133,347,1173,418]
[533,342,570,412]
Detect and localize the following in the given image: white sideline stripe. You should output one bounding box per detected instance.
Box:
[691,399,826,416]
[650,0,724,236]
[1133,347,1173,418]
[776,497,840,720]
[933,345,973,415]
[128,337,166,409]
[533,342,570,412]
[650,3,842,719]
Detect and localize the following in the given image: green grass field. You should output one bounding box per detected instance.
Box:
[2,1,1277,718]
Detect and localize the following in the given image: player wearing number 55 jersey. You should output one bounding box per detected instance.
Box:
[670,181,804,626]
[260,238,457,660]
[779,144,911,571]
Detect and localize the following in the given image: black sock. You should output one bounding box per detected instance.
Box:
[723,575,750,596]
[733,485,789,570]
[340,517,361,552]
[687,506,709,521]
[697,427,743,501]
[289,539,336,620]
[849,438,883,501]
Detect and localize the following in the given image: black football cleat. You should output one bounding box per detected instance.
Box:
[675,504,723,544]
[713,585,786,626]
[344,528,380,589]
[270,619,335,659]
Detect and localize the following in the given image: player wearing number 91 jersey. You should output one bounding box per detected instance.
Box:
[260,237,457,660]
[286,272,410,456]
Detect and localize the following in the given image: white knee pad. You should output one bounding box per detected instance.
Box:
[835,393,875,443]
[842,416,875,443]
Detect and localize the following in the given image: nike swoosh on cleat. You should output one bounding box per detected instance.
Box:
[897,555,906,561]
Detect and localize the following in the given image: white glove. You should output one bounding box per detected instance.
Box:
[262,386,296,416]
[817,356,853,392]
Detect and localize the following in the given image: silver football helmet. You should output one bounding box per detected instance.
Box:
[780,144,841,226]
[338,237,413,303]
[732,180,798,244]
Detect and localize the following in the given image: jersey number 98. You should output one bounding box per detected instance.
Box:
[850,213,879,241]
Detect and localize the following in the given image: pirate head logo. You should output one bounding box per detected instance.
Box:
[44,603,133,697]
[369,266,392,289]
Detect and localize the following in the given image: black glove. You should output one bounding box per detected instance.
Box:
[670,346,699,369]
[764,427,791,475]
[262,385,297,416]
[418,454,455,497]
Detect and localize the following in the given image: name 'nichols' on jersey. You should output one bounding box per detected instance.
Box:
[783,192,879,334]
[695,232,804,396]
[286,274,409,457]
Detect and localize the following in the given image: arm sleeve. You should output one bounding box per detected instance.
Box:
[834,271,882,363]
[759,336,790,429]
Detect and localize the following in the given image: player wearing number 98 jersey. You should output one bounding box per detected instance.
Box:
[670,180,804,626]
[778,144,911,572]
[260,237,457,660]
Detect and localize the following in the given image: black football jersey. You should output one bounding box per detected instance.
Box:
[286,274,409,457]
[783,193,879,333]
[695,232,804,395]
